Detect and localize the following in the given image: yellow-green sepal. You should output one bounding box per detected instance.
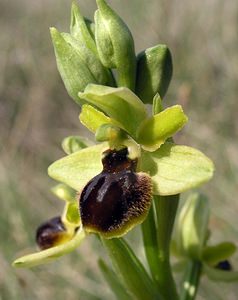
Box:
[140,143,214,195]
[48,143,107,192]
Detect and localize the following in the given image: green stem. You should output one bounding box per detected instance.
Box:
[102,237,162,300]
[180,260,202,300]
[154,194,180,300]
[141,202,161,284]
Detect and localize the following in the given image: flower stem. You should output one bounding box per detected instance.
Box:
[154,194,180,300]
[180,260,202,300]
[141,202,161,284]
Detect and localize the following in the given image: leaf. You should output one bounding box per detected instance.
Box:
[79,104,117,133]
[48,143,107,192]
[102,238,162,300]
[51,183,77,202]
[137,105,188,151]
[204,264,238,282]
[12,227,86,268]
[140,143,214,195]
[98,259,132,300]
[78,84,147,137]
[202,242,237,266]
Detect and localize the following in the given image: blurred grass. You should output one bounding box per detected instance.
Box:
[0,0,238,299]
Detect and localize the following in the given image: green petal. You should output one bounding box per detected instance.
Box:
[48,143,107,191]
[79,104,117,133]
[204,264,238,282]
[12,227,86,268]
[202,242,237,266]
[140,143,214,195]
[78,84,147,137]
[51,183,77,202]
[137,105,188,151]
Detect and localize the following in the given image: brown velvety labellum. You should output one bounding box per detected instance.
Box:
[36,216,67,250]
[79,148,152,238]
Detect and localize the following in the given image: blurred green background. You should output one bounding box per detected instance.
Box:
[0,0,237,299]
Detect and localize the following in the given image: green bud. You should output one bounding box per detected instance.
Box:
[176,192,210,259]
[50,28,115,105]
[62,135,89,154]
[136,45,173,103]
[70,1,97,54]
[95,0,136,90]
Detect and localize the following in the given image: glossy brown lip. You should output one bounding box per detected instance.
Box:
[79,148,152,237]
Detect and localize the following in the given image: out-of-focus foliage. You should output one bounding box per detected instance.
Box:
[0,0,237,299]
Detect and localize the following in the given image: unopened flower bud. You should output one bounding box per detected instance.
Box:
[95,0,136,90]
[136,45,173,103]
[79,148,152,238]
[50,27,115,105]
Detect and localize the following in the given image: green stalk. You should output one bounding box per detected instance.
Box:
[180,260,202,300]
[141,201,161,284]
[154,194,180,300]
[102,237,162,300]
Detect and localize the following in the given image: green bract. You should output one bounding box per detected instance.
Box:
[95,0,136,90]
[136,45,173,103]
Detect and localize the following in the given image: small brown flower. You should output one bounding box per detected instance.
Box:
[36,216,71,250]
[79,148,152,238]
